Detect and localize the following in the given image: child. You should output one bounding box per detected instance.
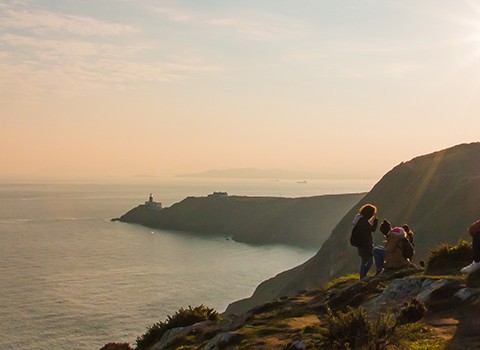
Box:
[373,220,391,275]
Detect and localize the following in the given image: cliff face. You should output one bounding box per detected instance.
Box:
[119,193,364,248]
[226,142,480,314]
[102,266,480,350]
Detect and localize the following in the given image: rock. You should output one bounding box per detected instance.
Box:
[417,279,462,308]
[151,327,186,350]
[326,279,384,310]
[466,267,480,288]
[285,339,306,350]
[152,320,217,350]
[219,310,254,332]
[453,288,480,302]
[367,277,429,313]
[203,332,239,350]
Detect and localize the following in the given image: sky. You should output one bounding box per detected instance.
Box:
[1,0,480,181]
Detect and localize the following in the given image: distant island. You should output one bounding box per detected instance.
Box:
[113,192,365,248]
[176,168,331,179]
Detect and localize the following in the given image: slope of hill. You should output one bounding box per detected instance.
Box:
[226,142,480,314]
[102,264,480,350]
[117,193,364,248]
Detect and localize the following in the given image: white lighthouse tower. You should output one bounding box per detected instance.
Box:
[145,193,162,210]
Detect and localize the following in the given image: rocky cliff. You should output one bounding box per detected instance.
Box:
[117,193,364,248]
[226,142,480,314]
[102,262,480,350]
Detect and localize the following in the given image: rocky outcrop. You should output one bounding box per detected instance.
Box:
[117,193,364,248]
[113,268,480,350]
[203,332,240,350]
[226,142,480,314]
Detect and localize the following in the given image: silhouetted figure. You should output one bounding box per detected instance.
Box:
[461,220,480,274]
[350,204,379,281]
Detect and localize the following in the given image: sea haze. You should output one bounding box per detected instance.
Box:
[0,179,373,349]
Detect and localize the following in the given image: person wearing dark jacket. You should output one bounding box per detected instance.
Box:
[352,204,379,280]
[461,220,480,274]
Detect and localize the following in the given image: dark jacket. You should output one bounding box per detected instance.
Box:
[354,216,379,258]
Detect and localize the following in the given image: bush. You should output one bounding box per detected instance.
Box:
[396,298,426,325]
[320,307,396,349]
[426,240,472,274]
[135,305,219,350]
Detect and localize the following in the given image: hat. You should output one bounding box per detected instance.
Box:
[380,220,391,235]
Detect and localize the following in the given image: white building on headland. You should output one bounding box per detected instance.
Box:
[208,191,228,198]
[145,193,163,210]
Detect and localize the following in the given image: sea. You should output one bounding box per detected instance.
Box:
[0,178,374,349]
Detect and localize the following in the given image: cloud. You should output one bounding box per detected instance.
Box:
[0,33,222,99]
[0,7,137,36]
[0,1,223,99]
[151,5,307,40]
[153,7,195,23]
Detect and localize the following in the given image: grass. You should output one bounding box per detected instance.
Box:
[319,306,397,349]
[426,240,472,275]
[135,305,219,350]
[324,273,359,291]
[396,298,427,326]
[390,323,444,350]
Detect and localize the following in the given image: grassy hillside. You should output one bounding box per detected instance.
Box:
[119,193,364,248]
[102,242,480,350]
[226,142,480,314]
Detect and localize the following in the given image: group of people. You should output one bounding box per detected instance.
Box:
[350,204,415,280]
[351,203,480,280]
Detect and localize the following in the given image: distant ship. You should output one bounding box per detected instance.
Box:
[297,180,308,184]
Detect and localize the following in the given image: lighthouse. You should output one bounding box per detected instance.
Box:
[145,193,162,210]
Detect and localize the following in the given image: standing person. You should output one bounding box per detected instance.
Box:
[351,204,379,280]
[461,220,480,274]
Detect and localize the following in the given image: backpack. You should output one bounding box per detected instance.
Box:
[402,237,414,260]
[350,224,361,247]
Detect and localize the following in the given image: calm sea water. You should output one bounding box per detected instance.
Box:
[0,179,373,349]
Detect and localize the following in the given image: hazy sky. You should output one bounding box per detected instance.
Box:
[1,0,480,180]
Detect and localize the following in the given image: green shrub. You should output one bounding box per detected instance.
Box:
[426,240,472,274]
[396,298,426,325]
[135,305,219,350]
[324,273,359,291]
[320,307,396,349]
[302,324,321,334]
[393,323,444,350]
